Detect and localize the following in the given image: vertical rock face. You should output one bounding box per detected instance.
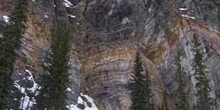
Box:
[0,0,220,110]
[0,0,14,14]
[81,44,134,110]
[157,19,220,110]
[81,44,164,110]
[5,1,54,109]
[176,0,220,30]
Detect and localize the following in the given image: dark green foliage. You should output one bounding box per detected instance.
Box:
[192,35,213,110]
[12,88,23,110]
[160,92,169,110]
[174,52,189,110]
[129,52,154,110]
[158,105,167,110]
[0,0,27,109]
[35,73,51,109]
[159,104,168,110]
[36,24,71,110]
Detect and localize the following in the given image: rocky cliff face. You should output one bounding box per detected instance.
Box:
[0,0,220,110]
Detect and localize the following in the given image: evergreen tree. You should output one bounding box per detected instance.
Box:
[36,24,71,110]
[0,0,27,109]
[174,52,189,110]
[129,52,154,110]
[192,35,213,110]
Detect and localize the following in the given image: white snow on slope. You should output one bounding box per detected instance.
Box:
[121,17,130,25]
[66,93,99,110]
[78,96,84,104]
[66,87,75,94]
[67,104,79,110]
[44,13,49,19]
[81,94,99,110]
[181,14,195,20]
[2,15,9,23]
[67,14,76,18]
[13,69,41,110]
[63,0,73,7]
[67,87,72,92]
[25,69,40,94]
[12,68,98,110]
[179,8,187,11]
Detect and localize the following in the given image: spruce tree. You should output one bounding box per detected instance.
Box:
[174,52,189,110]
[159,91,169,110]
[0,0,27,109]
[192,35,213,110]
[36,24,71,110]
[129,52,154,110]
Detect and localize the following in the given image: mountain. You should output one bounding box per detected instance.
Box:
[0,0,220,110]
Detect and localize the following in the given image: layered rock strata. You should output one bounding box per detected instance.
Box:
[0,0,220,110]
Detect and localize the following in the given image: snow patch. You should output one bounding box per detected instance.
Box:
[67,14,76,18]
[121,17,130,25]
[63,0,73,7]
[20,96,29,110]
[21,87,25,94]
[14,80,22,92]
[2,15,9,23]
[181,14,195,20]
[179,8,187,11]
[67,87,72,92]
[66,87,75,94]
[44,13,49,19]
[25,69,40,94]
[66,104,79,110]
[77,96,84,104]
[66,93,99,110]
[12,69,41,110]
[43,62,51,67]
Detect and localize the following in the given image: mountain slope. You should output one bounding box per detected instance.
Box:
[0,0,219,110]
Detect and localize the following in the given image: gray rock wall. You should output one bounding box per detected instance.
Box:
[0,0,220,110]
